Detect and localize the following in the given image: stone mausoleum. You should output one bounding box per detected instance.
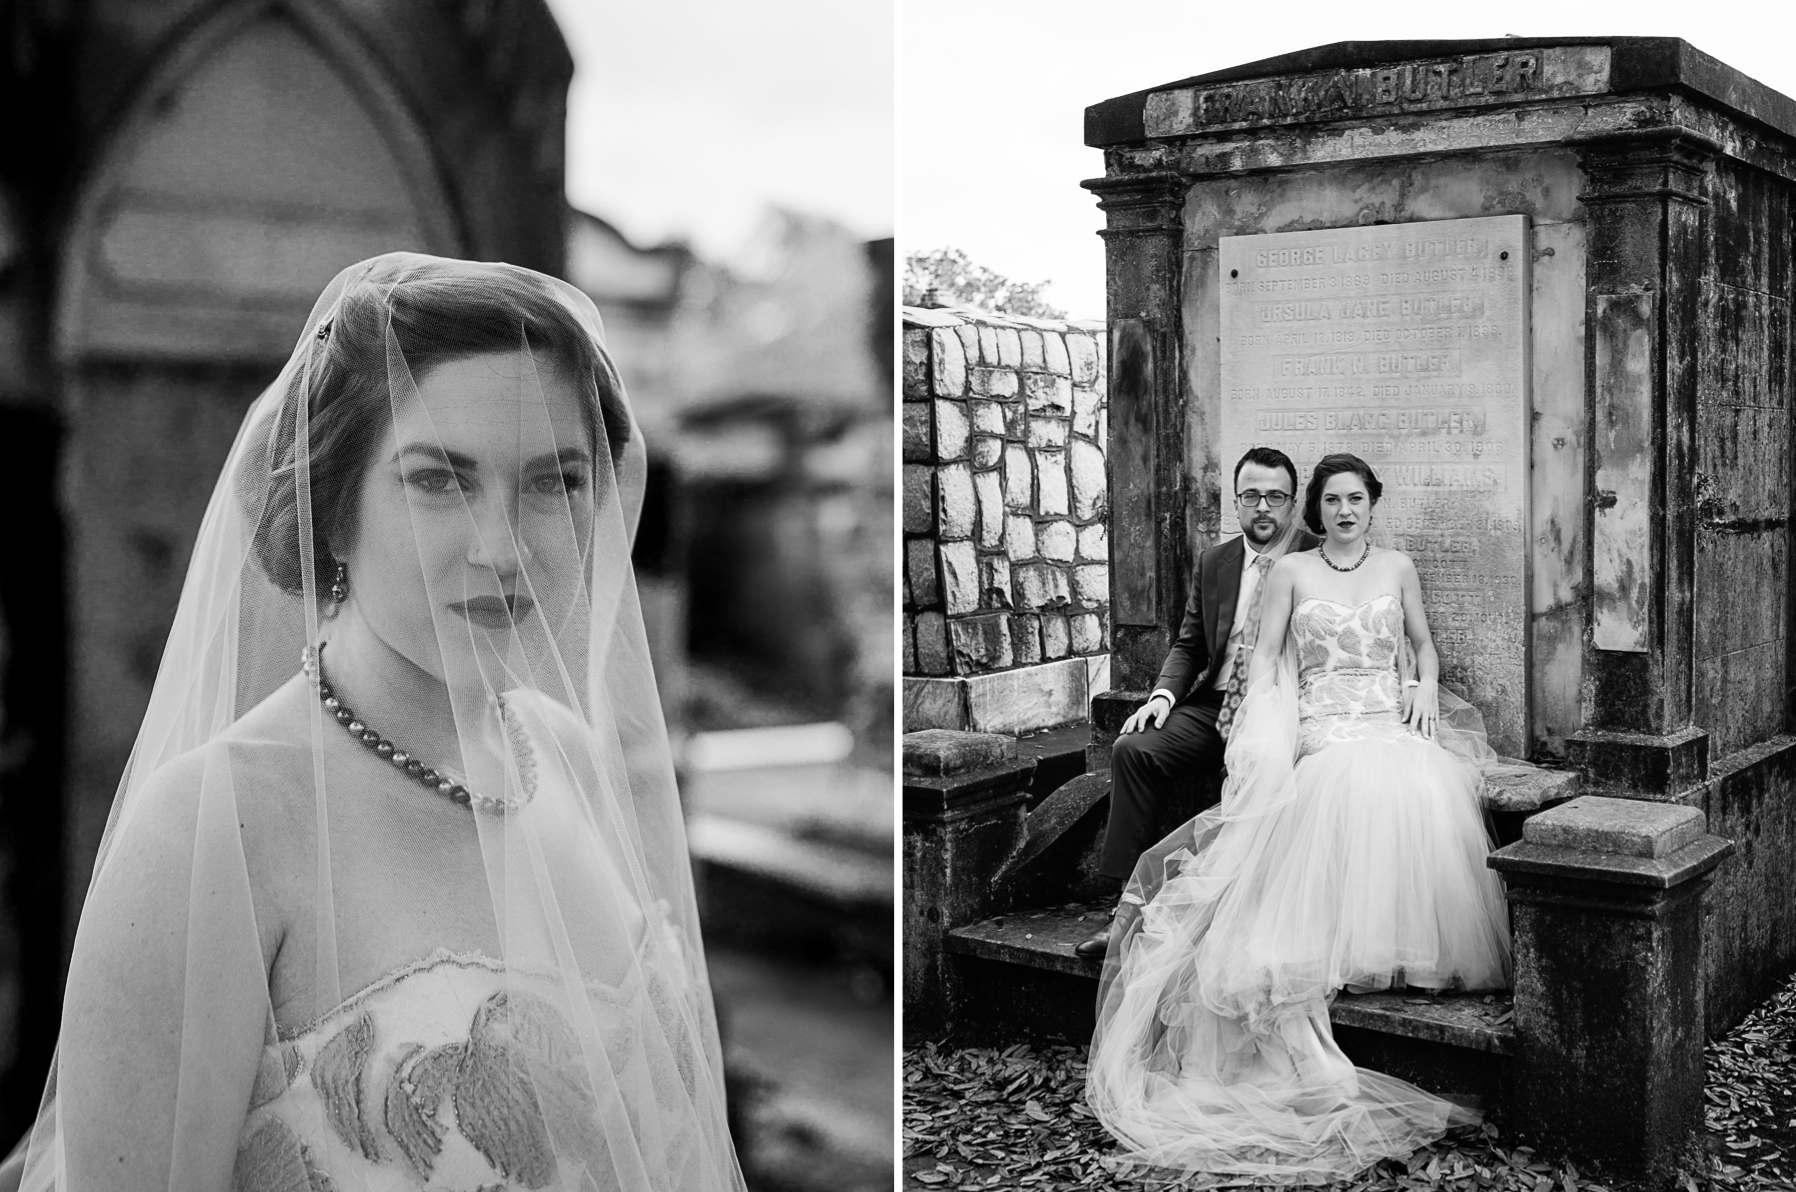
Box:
[907,38,1796,1185]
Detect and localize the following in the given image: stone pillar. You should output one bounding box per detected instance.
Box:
[1489,795,1732,1184]
[1570,129,1722,802]
[1083,170,1186,691]
[1575,129,1717,739]
[901,730,1035,1038]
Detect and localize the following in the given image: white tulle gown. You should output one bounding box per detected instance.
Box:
[1087,594,1512,1185]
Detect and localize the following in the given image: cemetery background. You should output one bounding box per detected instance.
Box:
[903,33,1796,1191]
[0,2,892,1188]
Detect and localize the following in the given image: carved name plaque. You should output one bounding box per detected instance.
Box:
[1218,215,1530,754]
[1146,45,1611,138]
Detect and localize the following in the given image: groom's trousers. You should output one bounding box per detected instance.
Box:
[1098,689,1225,881]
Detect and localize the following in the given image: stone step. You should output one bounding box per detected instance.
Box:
[944,901,1514,1106]
[690,814,892,967]
[709,945,893,1192]
[1014,721,1092,805]
[690,814,893,905]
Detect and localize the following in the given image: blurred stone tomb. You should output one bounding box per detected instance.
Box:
[905,37,1796,1188]
[0,0,570,1142]
[0,1,893,1179]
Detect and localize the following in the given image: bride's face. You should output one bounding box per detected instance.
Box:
[343,349,597,690]
[1319,471,1373,546]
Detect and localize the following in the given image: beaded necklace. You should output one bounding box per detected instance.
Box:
[1321,539,1371,573]
[300,645,535,814]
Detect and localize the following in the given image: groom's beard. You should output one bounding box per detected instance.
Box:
[1243,515,1283,546]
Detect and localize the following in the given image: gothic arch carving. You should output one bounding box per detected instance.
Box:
[58,0,463,363]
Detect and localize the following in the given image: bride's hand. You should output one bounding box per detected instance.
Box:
[1404,679,1439,739]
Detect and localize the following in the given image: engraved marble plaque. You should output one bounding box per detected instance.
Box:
[1219,215,1529,754]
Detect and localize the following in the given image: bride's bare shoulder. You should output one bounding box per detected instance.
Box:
[1376,546,1419,576]
[1271,547,1321,575]
[122,676,319,841]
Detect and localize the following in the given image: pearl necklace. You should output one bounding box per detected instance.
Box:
[1321,540,1372,572]
[300,646,535,814]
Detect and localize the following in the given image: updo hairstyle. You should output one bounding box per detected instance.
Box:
[1302,452,1383,536]
[250,266,630,597]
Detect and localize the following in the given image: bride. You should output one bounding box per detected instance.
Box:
[13,255,743,1191]
[1087,452,1513,1184]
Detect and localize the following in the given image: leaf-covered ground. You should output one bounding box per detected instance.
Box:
[1703,970,1796,1189]
[902,968,1796,1190]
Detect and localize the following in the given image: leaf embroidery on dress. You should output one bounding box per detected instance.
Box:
[647,973,702,1104]
[1297,634,1328,671]
[386,1041,463,1181]
[232,1118,336,1192]
[249,1042,302,1111]
[455,990,593,1189]
[312,1012,382,1162]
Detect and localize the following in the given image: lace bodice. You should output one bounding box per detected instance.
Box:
[234,949,708,1192]
[1291,594,1407,756]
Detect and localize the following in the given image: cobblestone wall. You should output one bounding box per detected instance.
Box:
[901,307,1108,680]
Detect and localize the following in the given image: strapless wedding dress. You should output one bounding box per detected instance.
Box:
[1088,593,1511,1185]
[233,947,708,1192]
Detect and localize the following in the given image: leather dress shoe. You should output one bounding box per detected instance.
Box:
[1072,924,1111,960]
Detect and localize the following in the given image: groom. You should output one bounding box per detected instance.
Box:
[1075,446,1317,958]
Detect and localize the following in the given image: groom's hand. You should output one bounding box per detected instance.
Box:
[1120,694,1172,734]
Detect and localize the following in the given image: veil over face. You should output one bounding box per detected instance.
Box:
[22,254,743,1192]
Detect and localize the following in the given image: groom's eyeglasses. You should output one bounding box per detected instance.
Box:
[1236,490,1291,509]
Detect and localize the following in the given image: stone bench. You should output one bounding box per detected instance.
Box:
[1484,764,1578,813]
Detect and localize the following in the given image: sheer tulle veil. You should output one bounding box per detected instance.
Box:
[18,254,743,1190]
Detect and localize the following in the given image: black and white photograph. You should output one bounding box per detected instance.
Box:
[0,1,891,1190]
[21,1,1796,1188]
[900,4,1796,1190]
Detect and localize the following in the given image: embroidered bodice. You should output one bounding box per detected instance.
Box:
[234,949,707,1192]
[1290,593,1407,756]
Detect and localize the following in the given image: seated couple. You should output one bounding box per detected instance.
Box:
[1081,447,1516,1185]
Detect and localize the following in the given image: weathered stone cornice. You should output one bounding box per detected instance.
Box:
[1087,37,1796,151]
[1106,98,1683,183]
[1081,170,1185,238]
[1574,126,1720,207]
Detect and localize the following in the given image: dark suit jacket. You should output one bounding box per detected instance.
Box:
[1153,529,1321,704]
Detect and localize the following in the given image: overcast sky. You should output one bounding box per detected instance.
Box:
[901,1,1791,320]
[545,0,894,261]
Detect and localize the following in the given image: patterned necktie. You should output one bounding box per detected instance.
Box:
[1216,554,1273,740]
